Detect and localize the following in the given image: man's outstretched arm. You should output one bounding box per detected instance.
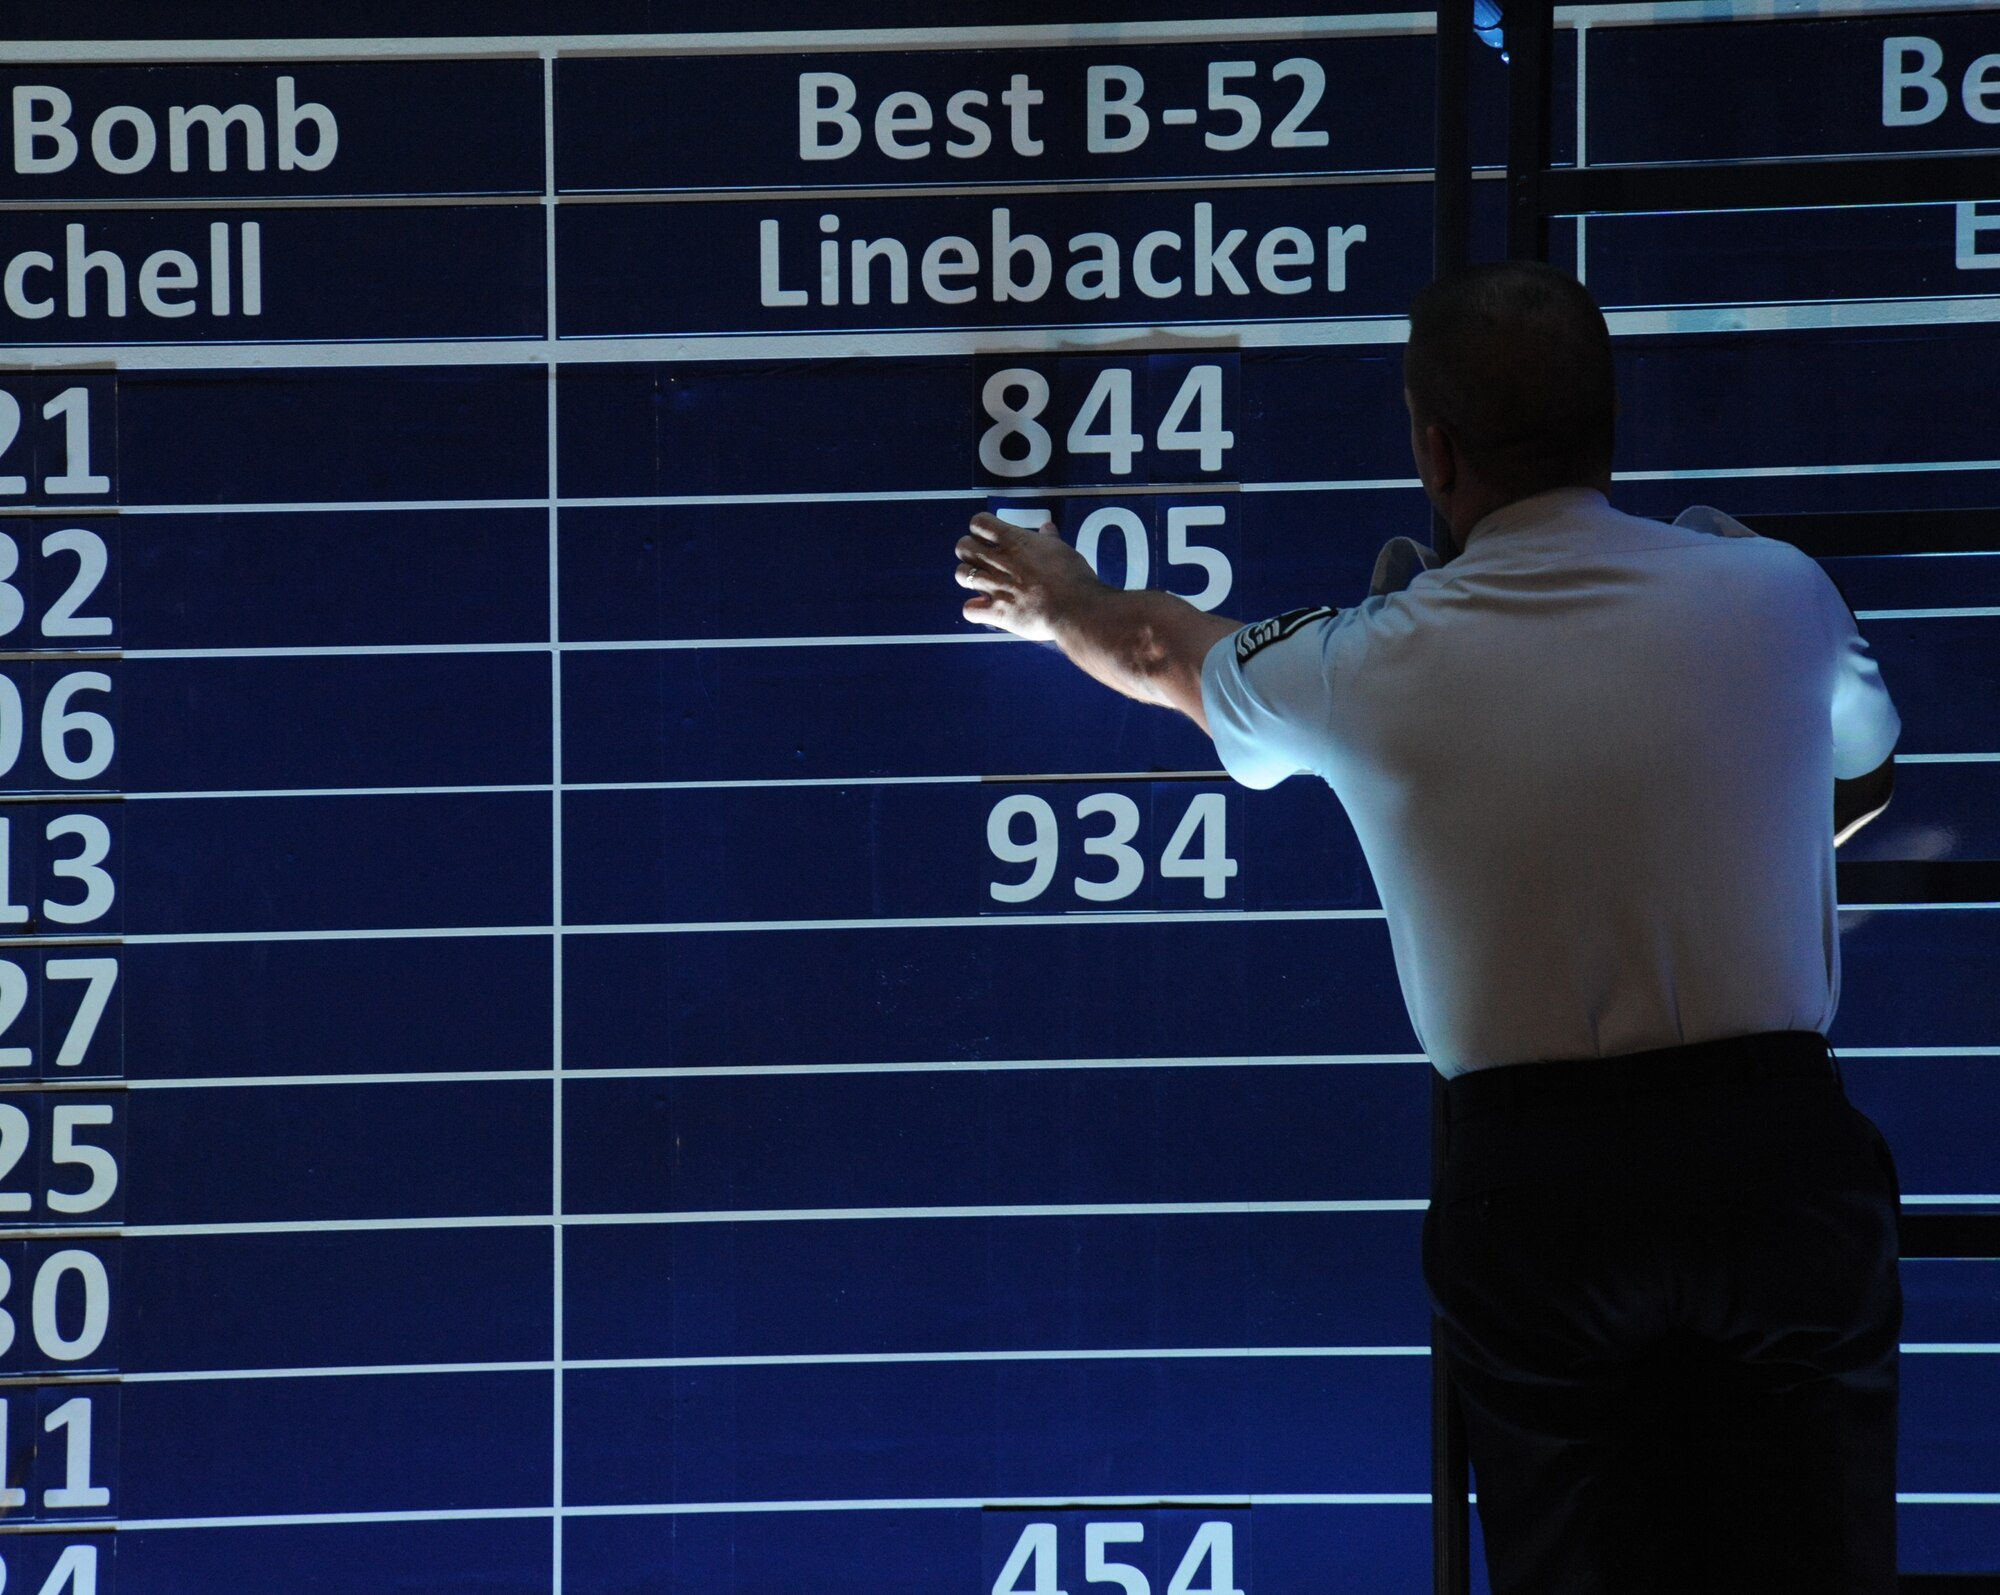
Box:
[955,512,1239,733]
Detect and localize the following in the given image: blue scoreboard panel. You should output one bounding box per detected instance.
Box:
[0,2,1995,1591]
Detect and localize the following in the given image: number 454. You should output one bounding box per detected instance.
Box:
[994,1520,1243,1595]
[0,1544,102,1595]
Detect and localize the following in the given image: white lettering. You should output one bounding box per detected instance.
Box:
[991,208,1050,302]
[1964,53,2000,124]
[1256,225,1314,293]
[1087,66,1148,154]
[89,105,155,176]
[208,219,230,316]
[1193,202,1248,296]
[137,249,199,316]
[2,253,54,319]
[1883,35,1948,126]
[1957,202,2000,270]
[13,87,77,174]
[751,202,1367,312]
[13,78,330,178]
[1134,229,1182,298]
[276,75,338,170]
[850,236,909,304]
[875,91,931,159]
[921,235,978,304]
[1001,74,1044,156]
[65,223,125,317]
[1325,223,1367,291]
[1066,232,1120,300]
[168,102,267,172]
[818,214,840,306]
[759,218,807,306]
[944,90,991,158]
[798,72,861,161]
[241,219,261,315]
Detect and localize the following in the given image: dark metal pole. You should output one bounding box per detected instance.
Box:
[1505,0,1555,262]
[1431,10,1476,1593]
[1434,0,1472,281]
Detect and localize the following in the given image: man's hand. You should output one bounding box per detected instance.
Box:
[952,511,1240,730]
[955,512,1106,642]
[1834,752,1895,847]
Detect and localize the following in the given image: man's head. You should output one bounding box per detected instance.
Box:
[1403,261,1616,546]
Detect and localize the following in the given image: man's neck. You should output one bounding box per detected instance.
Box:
[1444,478,1613,556]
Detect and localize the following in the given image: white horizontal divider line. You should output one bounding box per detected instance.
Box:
[105,1338,2000,1388]
[83,1048,2000,1092]
[1854,608,2000,621]
[119,1344,1437,1387]
[576,774,986,790]
[3,14,1443,67]
[93,756,2000,803]
[113,1215,552,1238]
[124,783,555,801]
[111,607,2000,663]
[126,642,550,659]
[0,167,1436,217]
[1600,298,2000,339]
[119,1055,1433,1090]
[115,498,547,516]
[567,1200,1434,1225]
[565,633,1013,650]
[13,295,2000,373]
[110,926,558,946]
[80,1487,2000,1534]
[98,897,1998,948]
[1904,1344,2000,1354]
[1837,1047,2000,1058]
[6,318,1412,370]
[1616,458,2000,483]
[1839,903,2000,913]
[10,0,1995,66]
[121,1359,554,1383]
[1896,1194,2000,1206]
[561,909,1390,936]
[1560,0,1994,21]
[102,909,1392,948]
[96,457,2000,518]
[96,1200,1437,1241]
[85,1191,2000,1241]
[123,633,1021,658]
[124,1069,560,1090]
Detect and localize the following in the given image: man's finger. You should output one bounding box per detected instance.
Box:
[966,512,1012,544]
[955,561,1004,592]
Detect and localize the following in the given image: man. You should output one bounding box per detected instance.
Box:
[952,260,1904,1594]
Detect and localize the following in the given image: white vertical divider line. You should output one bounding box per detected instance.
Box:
[543,47,566,1595]
[1573,19,1588,283]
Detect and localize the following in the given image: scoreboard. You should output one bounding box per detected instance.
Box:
[0,2,1996,1592]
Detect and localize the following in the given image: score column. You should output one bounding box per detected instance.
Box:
[553,22,1449,1594]
[0,371,124,1594]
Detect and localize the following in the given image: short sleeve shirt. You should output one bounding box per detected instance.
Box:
[1199,487,1901,1076]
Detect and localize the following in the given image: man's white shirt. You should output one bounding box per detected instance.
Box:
[1199,487,1901,1077]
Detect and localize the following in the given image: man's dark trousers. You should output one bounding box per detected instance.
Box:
[1423,1031,1903,1594]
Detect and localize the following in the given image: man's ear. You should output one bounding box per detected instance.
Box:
[1423,423,1458,495]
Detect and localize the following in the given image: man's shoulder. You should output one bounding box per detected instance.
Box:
[1661,504,1815,570]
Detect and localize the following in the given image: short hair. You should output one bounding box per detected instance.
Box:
[1403,260,1616,499]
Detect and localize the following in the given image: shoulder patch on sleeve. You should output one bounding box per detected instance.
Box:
[1235,605,1336,664]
